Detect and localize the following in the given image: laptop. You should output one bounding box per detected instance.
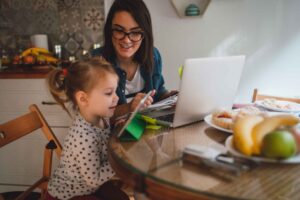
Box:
[143,55,246,128]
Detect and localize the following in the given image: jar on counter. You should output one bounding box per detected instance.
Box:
[1,49,10,69]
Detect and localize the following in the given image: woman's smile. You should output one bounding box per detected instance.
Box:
[119,42,133,49]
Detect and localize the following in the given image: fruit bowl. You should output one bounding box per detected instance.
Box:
[226,136,300,164]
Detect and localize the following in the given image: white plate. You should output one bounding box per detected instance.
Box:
[204,114,233,133]
[255,100,300,112]
[225,136,300,164]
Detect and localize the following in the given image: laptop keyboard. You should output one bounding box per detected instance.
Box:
[156,113,175,123]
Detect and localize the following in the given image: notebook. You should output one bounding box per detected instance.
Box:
[144,55,246,128]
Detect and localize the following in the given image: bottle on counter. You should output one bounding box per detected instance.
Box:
[1,49,10,69]
[54,45,62,59]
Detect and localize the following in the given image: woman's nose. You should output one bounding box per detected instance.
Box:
[121,34,131,43]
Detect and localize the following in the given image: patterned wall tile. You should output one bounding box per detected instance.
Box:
[34,10,59,34]
[15,12,36,34]
[81,29,103,51]
[82,7,104,32]
[80,0,104,9]
[57,0,81,10]
[0,0,104,60]
[9,0,35,9]
[58,8,82,33]
[33,0,57,10]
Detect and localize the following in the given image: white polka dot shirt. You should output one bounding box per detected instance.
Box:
[48,112,115,200]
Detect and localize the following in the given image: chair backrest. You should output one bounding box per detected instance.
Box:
[252,88,300,103]
[0,104,62,199]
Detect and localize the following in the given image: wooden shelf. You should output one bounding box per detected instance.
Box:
[0,65,52,79]
[170,0,210,18]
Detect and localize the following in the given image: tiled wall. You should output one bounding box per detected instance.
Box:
[0,0,104,60]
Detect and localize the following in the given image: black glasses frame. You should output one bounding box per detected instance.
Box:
[112,29,144,42]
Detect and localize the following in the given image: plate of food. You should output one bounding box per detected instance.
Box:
[204,114,233,133]
[204,106,265,134]
[225,136,300,163]
[255,99,300,113]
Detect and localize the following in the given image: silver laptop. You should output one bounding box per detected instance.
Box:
[144,55,246,128]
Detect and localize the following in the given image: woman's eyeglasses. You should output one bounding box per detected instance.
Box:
[112,29,144,42]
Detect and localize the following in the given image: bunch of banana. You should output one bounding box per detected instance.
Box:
[233,114,299,156]
[20,47,58,64]
[20,47,51,57]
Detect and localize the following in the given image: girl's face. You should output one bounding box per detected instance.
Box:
[86,72,119,118]
[111,11,143,61]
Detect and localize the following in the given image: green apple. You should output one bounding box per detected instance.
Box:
[261,130,297,159]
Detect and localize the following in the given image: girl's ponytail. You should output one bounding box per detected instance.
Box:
[46,68,71,116]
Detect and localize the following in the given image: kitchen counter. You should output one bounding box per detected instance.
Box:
[0,65,53,79]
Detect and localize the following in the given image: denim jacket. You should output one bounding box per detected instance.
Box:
[92,47,167,105]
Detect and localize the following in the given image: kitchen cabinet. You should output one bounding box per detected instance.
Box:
[0,79,71,192]
[170,0,210,18]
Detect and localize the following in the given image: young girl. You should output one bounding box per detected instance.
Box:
[45,58,129,200]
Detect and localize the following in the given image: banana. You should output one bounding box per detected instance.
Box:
[32,47,51,54]
[20,48,35,57]
[20,47,51,57]
[37,54,58,63]
[233,115,264,156]
[252,115,299,155]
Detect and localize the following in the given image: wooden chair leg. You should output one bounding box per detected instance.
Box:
[41,140,57,199]
[252,88,258,103]
[14,140,57,200]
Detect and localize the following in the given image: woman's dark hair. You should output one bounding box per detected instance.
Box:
[103,0,154,72]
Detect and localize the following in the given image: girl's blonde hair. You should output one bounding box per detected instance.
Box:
[47,57,117,115]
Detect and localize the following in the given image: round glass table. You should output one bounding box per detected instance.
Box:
[108,122,300,200]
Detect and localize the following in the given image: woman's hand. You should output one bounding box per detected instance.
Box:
[129,90,156,111]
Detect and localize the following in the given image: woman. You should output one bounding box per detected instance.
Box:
[92,0,177,118]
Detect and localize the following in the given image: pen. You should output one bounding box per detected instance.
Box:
[137,114,171,127]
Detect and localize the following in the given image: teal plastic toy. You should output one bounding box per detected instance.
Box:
[185,4,200,16]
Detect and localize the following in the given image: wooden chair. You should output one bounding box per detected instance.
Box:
[252,88,300,103]
[0,104,62,200]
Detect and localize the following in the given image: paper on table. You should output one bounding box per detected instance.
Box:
[145,93,178,111]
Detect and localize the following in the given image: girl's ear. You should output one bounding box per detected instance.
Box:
[75,91,89,106]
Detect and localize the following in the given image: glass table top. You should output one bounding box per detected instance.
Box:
[108,122,300,200]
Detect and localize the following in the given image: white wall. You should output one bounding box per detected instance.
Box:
[105,0,300,103]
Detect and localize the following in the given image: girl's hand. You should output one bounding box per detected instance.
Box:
[129,90,156,111]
